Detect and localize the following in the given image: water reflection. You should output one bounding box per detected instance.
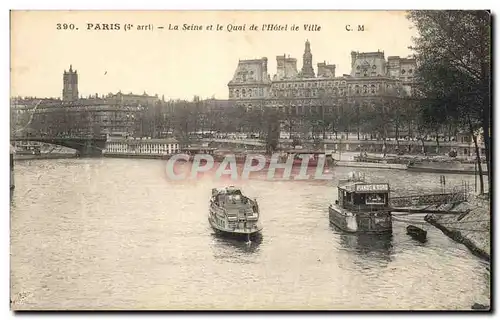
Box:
[210,231,263,254]
[332,224,393,262]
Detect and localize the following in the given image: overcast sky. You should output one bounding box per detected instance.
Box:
[11,10,417,100]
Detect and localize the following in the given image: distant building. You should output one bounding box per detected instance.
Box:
[61,64,160,105]
[21,103,143,137]
[11,65,163,137]
[227,57,272,110]
[105,91,160,106]
[62,65,79,101]
[228,41,417,114]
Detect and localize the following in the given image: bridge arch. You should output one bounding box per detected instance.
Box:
[11,136,107,157]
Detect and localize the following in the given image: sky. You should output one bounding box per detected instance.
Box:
[10,10,417,100]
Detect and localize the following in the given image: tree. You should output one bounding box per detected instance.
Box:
[280,109,299,139]
[170,100,196,145]
[242,106,264,135]
[407,10,491,194]
[264,108,280,154]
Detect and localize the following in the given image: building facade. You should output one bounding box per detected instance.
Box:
[11,65,162,138]
[227,57,272,110]
[104,137,180,156]
[227,41,417,115]
[16,103,141,137]
[104,91,160,106]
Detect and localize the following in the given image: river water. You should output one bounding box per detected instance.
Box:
[10,158,490,310]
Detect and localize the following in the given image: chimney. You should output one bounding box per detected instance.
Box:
[351,51,357,68]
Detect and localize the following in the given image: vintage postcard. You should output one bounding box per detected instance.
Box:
[9,10,491,311]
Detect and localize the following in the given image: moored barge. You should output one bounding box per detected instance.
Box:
[329,174,392,234]
[281,150,332,168]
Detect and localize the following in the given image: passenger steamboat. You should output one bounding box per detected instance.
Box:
[209,186,263,239]
[328,172,393,234]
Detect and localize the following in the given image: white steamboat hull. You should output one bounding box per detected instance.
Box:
[208,214,262,236]
[209,186,262,239]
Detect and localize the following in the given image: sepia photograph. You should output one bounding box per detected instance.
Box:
[8,8,491,311]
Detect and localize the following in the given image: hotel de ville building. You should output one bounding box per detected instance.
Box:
[227,40,417,123]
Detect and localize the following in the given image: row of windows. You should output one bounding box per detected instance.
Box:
[356,64,378,70]
[355,72,379,77]
[230,88,265,98]
[272,87,347,98]
[354,84,378,94]
[275,105,339,115]
[274,103,382,115]
[106,143,180,154]
[356,64,414,74]
[271,86,390,97]
[273,80,347,89]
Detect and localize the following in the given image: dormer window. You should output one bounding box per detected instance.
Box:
[401,69,406,74]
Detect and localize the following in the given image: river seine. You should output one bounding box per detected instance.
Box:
[10,158,489,310]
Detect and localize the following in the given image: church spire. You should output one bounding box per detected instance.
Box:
[305,39,311,52]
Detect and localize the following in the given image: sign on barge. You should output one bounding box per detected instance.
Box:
[329,174,392,234]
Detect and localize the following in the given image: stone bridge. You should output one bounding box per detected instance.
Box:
[11,136,107,157]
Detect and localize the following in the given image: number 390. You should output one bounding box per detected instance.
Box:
[56,23,76,30]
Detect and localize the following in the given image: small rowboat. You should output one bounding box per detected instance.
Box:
[406,225,427,243]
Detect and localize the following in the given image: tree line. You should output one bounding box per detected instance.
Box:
[407,10,491,194]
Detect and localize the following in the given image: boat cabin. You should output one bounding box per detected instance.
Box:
[212,186,251,207]
[212,186,242,197]
[336,182,390,211]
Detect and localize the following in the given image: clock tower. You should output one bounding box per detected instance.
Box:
[300,40,315,78]
[63,65,79,101]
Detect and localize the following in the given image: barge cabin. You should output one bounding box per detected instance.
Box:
[329,179,392,234]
